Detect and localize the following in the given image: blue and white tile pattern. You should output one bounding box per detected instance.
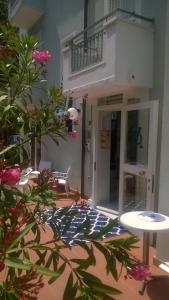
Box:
[43,205,126,246]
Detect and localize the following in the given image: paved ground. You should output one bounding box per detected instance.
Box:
[38,188,169,300]
[1,186,169,299]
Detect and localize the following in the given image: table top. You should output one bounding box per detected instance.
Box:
[120,211,169,232]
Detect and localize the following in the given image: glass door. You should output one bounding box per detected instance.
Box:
[119,101,158,214]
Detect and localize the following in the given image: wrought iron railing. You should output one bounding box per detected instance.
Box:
[9,0,18,9]
[8,0,20,15]
[69,8,154,73]
[71,29,104,73]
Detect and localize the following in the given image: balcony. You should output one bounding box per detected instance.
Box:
[8,0,45,29]
[62,9,154,98]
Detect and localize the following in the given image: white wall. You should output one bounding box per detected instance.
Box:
[141,0,167,212]
[156,0,169,262]
[63,18,154,93]
[97,111,111,203]
[116,20,154,87]
[29,0,84,191]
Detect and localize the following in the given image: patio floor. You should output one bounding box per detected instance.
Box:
[37,188,169,300]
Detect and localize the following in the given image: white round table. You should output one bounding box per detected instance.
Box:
[120,211,169,294]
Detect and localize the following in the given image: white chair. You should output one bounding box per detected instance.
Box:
[17,167,33,192]
[31,160,52,176]
[52,167,71,196]
[17,178,29,192]
[21,167,33,177]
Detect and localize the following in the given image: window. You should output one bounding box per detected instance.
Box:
[84,0,105,28]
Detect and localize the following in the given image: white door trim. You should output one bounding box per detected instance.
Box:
[92,100,158,213]
[119,100,159,214]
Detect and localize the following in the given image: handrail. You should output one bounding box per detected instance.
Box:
[9,0,18,9]
[70,8,154,43]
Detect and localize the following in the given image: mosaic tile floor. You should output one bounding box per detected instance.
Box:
[42,205,126,246]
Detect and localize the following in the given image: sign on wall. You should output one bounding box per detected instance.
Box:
[100,130,111,149]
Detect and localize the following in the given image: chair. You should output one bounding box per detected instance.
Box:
[30,160,52,176]
[21,167,33,177]
[17,167,33,192]
[17,178,29,192]
[52,167,70,196]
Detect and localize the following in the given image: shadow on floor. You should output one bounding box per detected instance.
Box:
[146,277,169,300]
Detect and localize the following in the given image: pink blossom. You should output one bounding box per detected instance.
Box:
[32,50,52,64]
[127,265,151,281]
[0,168,21,186]
[69,130,77,139]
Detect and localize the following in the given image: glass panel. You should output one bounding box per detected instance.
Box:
[123,173,147,212]
[125,109,149,166]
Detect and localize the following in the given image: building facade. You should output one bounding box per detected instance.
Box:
[9,0,169,269]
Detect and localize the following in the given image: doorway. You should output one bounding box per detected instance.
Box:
[96,109,121,213]
[110,111,121,211]
[95,100,158,214]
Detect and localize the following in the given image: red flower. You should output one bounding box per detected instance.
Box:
[0,45,12,60]
[32,50,52,64]
[0,167,21,186]
[68,130,77,139]
[0,161,7,169]
[127,265,151,281]
[7,203,24,217]
[0,261,5,272]
[4,228,20,245]
[0,139,5,151]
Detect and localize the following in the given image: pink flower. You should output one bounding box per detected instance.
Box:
[32,50,52,64]
[0,168,21,186]
[127,265,151,281]
[68,130,77,139]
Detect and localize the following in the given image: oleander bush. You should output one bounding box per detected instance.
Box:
[0,23,140,300]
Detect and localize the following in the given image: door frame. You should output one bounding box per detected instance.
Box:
[92,100,158,214]
[92,103,123,208]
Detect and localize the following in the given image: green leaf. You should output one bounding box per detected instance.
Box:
[92,241,109,260]
[34,265,60,277]
[73,217,90,236]
[35,250,47,265]
[5,258,31,271]
[88,219,118,240]
[3,104,13,112]
[107,236,139,250]
[6,248,20,254]
[107,255,118,281]
[71,244,96,270]
[63,272,77,300]
[45,253,53,269]
[31,245,51,251]
[58,262,66,275]
[48,262,66,284]
[0,95,7,101]
[76,270,101,284]
[5,258,60,277]
[0,144,16,156]
[91,282,121,295]
[8,222,35,250]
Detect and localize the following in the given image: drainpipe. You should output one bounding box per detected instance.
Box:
[81,0,88,196]
[81,98,86,197]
